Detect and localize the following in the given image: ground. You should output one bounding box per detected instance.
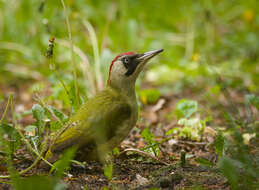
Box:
[0,81,256,190]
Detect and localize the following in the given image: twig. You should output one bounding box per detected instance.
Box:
[60,0,80,107]
[119,148,169,166]
[177,140,207,146]
[0,94,12,123]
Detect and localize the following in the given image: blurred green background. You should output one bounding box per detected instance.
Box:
[0,1,258,189]
[0,0,258,106]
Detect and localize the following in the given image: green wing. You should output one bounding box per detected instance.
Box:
[51,87,131,153]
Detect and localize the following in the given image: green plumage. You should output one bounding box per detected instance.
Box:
[46,85,137,162]
[45,49,163,162]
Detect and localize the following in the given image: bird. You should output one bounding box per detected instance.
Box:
[45,49,163,163]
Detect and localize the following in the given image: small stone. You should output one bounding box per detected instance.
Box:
[168,139,178,145]
[136,174,149,186]
[15,104,25,113]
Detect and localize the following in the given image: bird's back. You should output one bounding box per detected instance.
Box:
[47,86,137,161]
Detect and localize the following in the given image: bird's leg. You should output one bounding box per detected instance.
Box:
[95,136,125,163]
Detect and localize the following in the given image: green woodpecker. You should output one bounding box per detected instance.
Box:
[45,49,163,162]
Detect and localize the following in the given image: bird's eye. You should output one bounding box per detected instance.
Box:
[123,57,130,64]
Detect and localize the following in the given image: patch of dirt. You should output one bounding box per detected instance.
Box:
[1,81,258,189]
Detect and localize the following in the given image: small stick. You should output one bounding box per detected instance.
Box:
[177,140,207,146]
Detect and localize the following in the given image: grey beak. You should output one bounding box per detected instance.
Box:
[137,49,163,62]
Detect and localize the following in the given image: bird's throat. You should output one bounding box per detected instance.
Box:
[107,82,137,106]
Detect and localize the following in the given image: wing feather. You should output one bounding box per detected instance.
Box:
[50,87,131,153]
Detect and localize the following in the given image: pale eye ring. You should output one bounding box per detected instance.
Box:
[123,57,129,64]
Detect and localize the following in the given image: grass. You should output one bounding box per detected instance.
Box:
[0,0,258,189]
[60,0,80,107]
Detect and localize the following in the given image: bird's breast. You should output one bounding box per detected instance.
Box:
[115,104,138,142]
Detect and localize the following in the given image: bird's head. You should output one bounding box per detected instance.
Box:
[107,49,163,91]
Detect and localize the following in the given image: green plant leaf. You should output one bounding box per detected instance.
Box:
[165,127,180,136]
[192,185,205,190]
[69,84,81,113]
[195,157,215,167]
[24,125,37,133]
[141,127,154,143]
[112,147,120,155]
[50,147,77,178]
[104,162,113,181]
[48,106,68,123]
[219,157,239,190]
[177,117,205,141]
[141,127,160,156]
[71,160,86,169]
[0,123,21,153]
[32,104,46,126]
[15,175,65,190]
[214,132,225,158]
[50,121,63,131]
[245,94,259,110]
[174,99,198,119]
[139,89,161,104]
